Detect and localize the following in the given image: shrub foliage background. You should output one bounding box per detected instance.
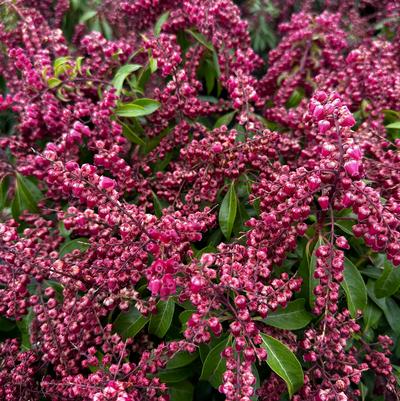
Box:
[0,0,400,400]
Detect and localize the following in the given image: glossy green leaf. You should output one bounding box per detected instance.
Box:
[360,382,368,401]
[167,351,198,369]
[112,64,141,95]
[115,103,146,117]
[154,11,170,37]
[363,301,382,330]
[0,316,15,332]
[113,307,148,339]
[185,29,214,51]
[75,56,84,74]
[341,257,367,317]
[219,181,237,240]
[149,299,175,338]
[152,191,167,218]
[54,56,72,76]
[133,98,161,113]
[263,299,313,330]
[16,309,34,350]
[260,334,304,398]
[286,88,304,108]
[11,174,43,218]
[367,280,400,334]
[59,238,90,258]
[309,237,324,308]
[179,310,195,327]
[121,122,145,146]
[101,18,113,40]
[48,77,62,88]
[251,364,261,401]
[215,111,236,128]
[80,10,97,23]
[149,57,157,73]
[233,201,250,236]
[0,176,8,210]
[116,98,160,117]
[334,220,355,236]
[205,59,216,94]
[169,381,193,401]
[158,366,193,383]
[386,121,400,129]
[200,336,231,387]
[374,260,400,298]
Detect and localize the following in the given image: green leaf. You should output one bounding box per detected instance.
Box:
[179,310,195,327]
[363,301,382,330]
[75,56,84,74]
[48,77,62,88]
[341,257,367,317]
[374,260,400,298]
[233,201,250,236]
[200,336,231,387]
[360,382,368,401]
[115,99,160,117]
[59,238,90,258]
[80,10,97,23]
[11,174,43,218]
[113,307,148,339]
[112,64,141,95]
[58,221,71,239]
[154,11,170,37]
[115,103,146,117]
[121,122,145,146]
[0,316,15,332]
[260,334,304,398]
[205,60,216,94]
[169,381,193,401]
[334,220,355,236]
[263,299,313,330]
[53,56,72,76]
[101,18,113,40]
[167,351,198,369]
[185,29,214,51]
[386,121,400,129]
[309,237,323,308]
[149,299,175,338]
[149,57,157,73]
[158,366,193,383]
[0,176,9,210]
[133,98,161,114]
[219,181,238,240]
[16,309,34,350]
[251,364,261,401]
[214,111,236,128]
[367,280,400,334]
[285,88,304,108]
[152,191,167,217]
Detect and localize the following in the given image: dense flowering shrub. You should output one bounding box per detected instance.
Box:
[0,0,400,400]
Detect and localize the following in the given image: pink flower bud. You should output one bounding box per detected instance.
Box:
[336,236,350,249]
[211,142,223,153]
[308,176,321,191]
[148,279,161,296]
[346,146,362,160]
[344,160,361,177]
[313,104,325,120]
[318,120,331,133]
[99,176,116,191]
[318,196,329,210]
[340,114,356,127]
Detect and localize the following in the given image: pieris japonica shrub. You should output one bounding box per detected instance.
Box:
[0,0,400,400]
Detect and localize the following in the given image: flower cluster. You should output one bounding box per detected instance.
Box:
[0,1,400,401]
